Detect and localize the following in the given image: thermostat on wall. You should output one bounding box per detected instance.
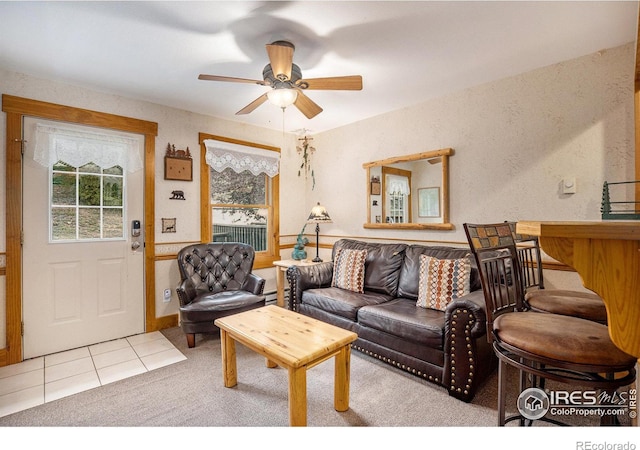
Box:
[562,178,576,194]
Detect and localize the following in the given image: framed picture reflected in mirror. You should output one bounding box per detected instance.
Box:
[418,187,440,218]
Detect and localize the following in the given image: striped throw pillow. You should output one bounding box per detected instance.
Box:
[417,254,471,311]
[332,248,367,293]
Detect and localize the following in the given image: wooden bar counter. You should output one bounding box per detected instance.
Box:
[516,221,640,358]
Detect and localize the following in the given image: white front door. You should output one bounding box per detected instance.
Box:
[21,117,145,359]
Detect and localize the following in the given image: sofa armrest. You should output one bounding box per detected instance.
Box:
[445,289,487,339]
[176,278,197,307]
[286,262,334,310]
[242,273,266,295]
[443,289,489,401]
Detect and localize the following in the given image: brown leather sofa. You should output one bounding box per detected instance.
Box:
[286,239,495,402]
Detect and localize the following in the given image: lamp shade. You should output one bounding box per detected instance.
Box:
[307,202,332,223]
[307,202,331,263]
[267,88,298,108]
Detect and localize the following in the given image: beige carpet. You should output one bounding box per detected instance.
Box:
[0,326,629,429]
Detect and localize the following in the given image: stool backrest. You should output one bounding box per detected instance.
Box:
[463,222,526,342]
[506,221,545,291]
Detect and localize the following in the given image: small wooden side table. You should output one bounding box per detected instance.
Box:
[273,259,319,308]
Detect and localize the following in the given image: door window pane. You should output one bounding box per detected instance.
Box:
[78,208,101,239]
[103,209,124,238]
[79,162,101,174]
[103,176,123,206]
[53,161,75,172]
[79,174,101,206]
[52,173,76,205]
[51,207,77,240]
[51,160,125,241]
[104,165,123,176]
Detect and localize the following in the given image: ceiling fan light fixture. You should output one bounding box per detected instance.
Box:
[199,40,361,118]
[267,88,298,108]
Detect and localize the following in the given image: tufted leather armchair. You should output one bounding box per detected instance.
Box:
[176,242,266,348]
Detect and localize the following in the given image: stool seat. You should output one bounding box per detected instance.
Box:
[508,221,609,324]
[495,311,634,369]
[526,289,608,324]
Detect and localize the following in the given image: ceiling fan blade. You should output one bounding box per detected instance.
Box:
[266,42,294,81]
[299,75,363,91]
[236,93,269,115]
[199,74,267,86]
[294,91,323,119]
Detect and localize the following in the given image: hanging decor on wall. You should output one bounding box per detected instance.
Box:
[162,218,176,233]
[296,135,316,190]
[164,142,193,181]
[170,190,186,200]
[370,176,381,195]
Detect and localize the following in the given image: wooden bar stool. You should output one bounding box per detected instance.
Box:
[464,222,636,426]
[507,222,608,324]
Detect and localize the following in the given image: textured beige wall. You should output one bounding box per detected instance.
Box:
[310,43,635,245]
[0,42,635,349]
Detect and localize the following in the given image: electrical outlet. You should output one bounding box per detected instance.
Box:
[163,288,172,303]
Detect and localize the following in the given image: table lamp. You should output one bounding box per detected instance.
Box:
[307,202,332,262]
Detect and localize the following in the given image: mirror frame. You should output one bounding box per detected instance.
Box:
[363,148,454,230]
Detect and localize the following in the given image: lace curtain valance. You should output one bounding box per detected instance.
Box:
[203,139,280,177]
[34,124,143,172]
[386,175,410,195]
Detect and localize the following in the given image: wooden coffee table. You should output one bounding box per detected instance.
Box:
[214,305,358,426]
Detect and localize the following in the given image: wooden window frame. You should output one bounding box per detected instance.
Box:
[199,133,280,269]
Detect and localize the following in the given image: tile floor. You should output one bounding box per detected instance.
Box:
[0,331,186,418]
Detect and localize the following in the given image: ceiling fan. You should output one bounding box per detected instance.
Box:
[198,40,363,119]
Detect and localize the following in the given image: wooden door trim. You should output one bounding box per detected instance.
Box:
[2,94,159,364]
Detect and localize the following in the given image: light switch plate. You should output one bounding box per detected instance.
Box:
[562,178,576,194]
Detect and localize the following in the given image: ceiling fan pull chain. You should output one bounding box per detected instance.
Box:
[282,106,285,138]
[282,106,286,147]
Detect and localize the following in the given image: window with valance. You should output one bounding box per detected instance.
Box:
[200,135,280,268]
[385,173,410,224]
[34,123,142,241]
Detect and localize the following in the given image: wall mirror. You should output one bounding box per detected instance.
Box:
[363,148,454,230]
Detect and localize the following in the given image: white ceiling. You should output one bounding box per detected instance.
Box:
[0,1,637,134]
